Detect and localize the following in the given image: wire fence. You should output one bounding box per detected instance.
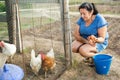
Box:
[17,0,66,80]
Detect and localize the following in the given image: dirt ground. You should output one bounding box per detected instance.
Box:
[5,14,120,80]
[57,15,120,80]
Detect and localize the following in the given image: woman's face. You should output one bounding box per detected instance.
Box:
[80,8,93,21]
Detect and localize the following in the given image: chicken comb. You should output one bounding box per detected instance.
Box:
[0,41,4,47]
[39,51,46,60]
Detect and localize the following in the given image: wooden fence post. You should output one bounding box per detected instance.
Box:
[5,0,15,44]
[14,0,22,53]
[5,0,22,53]
[60,0,72,66]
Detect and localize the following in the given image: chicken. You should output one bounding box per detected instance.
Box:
[40,48,56,78]
[46,48,55,59]
[0,41,16,62]
[88,35,98,46]
[88,35,97,43]
[30,49,42,75]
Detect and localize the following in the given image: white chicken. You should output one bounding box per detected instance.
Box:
[0,41,16,62]
[30,49,42,75]
[46,48,55,59]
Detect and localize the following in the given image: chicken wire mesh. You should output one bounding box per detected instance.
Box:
[16,0,66,80]
[0,1,9,41]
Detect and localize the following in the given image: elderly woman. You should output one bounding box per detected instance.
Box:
[72,2,109,60]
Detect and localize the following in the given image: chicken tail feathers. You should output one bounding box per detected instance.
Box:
[31,49,35,58]
[47,48,55,58]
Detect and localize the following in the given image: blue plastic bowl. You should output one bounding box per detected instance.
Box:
[93,54,112,75]
[0,64,24,80]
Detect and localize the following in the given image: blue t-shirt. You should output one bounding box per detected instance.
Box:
[77,14,109,52]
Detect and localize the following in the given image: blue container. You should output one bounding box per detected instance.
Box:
[93,54,112,75]
[0,64,24,80]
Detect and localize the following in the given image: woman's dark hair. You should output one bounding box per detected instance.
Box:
[78,2,98,15]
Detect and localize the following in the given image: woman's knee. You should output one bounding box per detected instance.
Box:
[79,48,86,56]
[71,41,78,52]
[72,45,76,53]
[79,48,96,57]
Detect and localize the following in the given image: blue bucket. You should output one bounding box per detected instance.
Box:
[93,54,112,75]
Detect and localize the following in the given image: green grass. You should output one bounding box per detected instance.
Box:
[0,22,7,27]
[0,1,6,12]
[23,47,32,54]
[72,59,80,69]
[18,3,32,9]
[0,22,8,40]
[20,17,55,30]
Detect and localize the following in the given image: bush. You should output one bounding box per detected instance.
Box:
[0,2,6,12]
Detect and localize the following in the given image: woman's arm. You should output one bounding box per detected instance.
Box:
[96,26,107,43]
[87,26,107,44]
[73,24,89,43]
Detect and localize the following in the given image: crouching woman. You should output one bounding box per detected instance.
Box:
[72,2,109,59]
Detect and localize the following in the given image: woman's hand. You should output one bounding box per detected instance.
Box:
[87,35,98,46]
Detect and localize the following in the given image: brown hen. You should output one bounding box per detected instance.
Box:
[39,48,56,78]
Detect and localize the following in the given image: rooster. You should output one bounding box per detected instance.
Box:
[30,49,42,75]
[40,48,56,78]
[0,41,16,62]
